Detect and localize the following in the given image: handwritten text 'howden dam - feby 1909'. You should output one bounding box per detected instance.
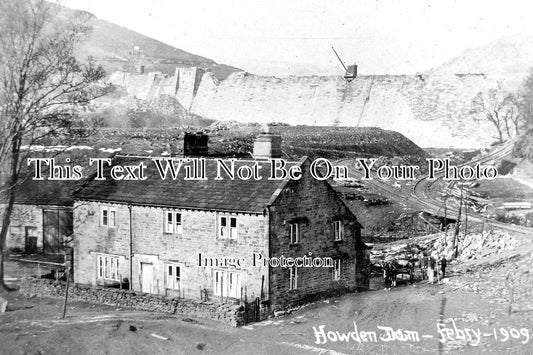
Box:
[312,320,529,346]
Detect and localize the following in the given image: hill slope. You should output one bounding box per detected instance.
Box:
[429,34,533,75]
[57,5,241,80]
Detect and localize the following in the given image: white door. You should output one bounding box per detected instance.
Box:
[140,263,153,293]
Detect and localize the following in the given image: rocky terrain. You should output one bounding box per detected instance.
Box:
[369,228,533,314]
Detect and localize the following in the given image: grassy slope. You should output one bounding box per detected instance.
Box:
[82,125,428,161]
[56,5,241,80]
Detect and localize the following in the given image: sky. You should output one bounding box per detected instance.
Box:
[60,0,533,75]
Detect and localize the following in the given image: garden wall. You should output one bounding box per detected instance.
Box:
[19,277,253,326]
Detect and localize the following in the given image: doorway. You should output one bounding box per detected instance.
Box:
[140,262,153,293]
[42,209,72,254]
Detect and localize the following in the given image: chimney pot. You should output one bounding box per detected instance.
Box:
[253,131,282,159]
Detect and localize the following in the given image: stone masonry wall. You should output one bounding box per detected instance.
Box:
[268,159,363,309]
[1,204,43,252]
[191,72,525,148]
[74,201,269,303]
[19,277,245,326]
[108,68,527,148]
[108,67,204,109]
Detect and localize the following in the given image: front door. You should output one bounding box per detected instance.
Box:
[25,227,38,254]
[140,263,153,293]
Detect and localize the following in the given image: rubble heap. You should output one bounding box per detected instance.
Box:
[370,243,425,267]
[429,231,519,261]
[369,230,520,268]
[450,253,533,312]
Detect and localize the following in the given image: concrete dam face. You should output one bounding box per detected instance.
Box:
[109,69,525,149]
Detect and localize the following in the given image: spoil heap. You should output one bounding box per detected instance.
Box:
[430,230,520,261]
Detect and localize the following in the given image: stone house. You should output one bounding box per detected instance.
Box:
[72,133,368,311]
[1,178,73,254]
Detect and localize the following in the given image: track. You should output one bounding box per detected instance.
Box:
[336,140,533,236]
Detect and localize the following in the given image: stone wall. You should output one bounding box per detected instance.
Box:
[191,72,525,149]
[19,277,246,326]
[268,159,364,308]
[1,204,43,252]
[108,68,526,148]
[73,201,269,302]
[108,67,205,109]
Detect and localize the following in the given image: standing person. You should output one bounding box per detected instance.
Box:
[390,261,397,287]
[428,255,436,284]
[384,262,393,290]
[440,256,447,278]
[419,253,428,280]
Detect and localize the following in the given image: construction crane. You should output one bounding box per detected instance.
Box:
[331,47,357,82]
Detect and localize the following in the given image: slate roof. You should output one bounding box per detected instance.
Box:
[1,168,75,206]
[7,178,74,206]
[1,150,113,206]
[73,155,305,213]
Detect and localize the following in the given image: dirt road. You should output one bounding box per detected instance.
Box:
[1,273,532,355]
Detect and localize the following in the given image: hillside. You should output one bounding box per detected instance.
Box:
[73,124,427,162]
[56,5,241,81]
[429,34,533,75]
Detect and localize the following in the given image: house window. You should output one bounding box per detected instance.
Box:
[97,254,120,281]
[101,207,116,227]
[333,220,344,241]
[333,259,342,281]
[289,222,300,244]
[165,211,182,234]
[166,264,181,291]
[214,270,224,295]
[289,267,298,290]
[228,272,241,298]
[219,216,237,239]
[213,270,241,298]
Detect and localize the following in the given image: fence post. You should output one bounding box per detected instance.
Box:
[61,266,71,318]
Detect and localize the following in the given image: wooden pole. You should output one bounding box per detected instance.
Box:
[464,198,468,236]
[443,196,448,245]
[454,190,463,258]
[61,266,71,318]
[260,275,264,300]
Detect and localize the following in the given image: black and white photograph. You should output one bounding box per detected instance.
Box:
[0,0,532,354]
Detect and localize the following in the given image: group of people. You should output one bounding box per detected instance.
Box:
[418,252,447,284]
[382,259,414,290]
[380,252,447,290]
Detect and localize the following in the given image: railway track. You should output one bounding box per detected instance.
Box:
[336,140,533,236]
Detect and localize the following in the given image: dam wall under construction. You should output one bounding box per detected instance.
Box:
[108,69,525,148]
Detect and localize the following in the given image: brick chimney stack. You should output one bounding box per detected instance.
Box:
[184,132,209,156]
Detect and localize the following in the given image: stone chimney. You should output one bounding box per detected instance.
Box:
[184,132,209,156]
[253,124,282,159]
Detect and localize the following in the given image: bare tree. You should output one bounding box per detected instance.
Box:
[517,68,533,130]
[0,0,107,291]
[471,83,522,143]
[512,68,533,161]
[503,94,522,137]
